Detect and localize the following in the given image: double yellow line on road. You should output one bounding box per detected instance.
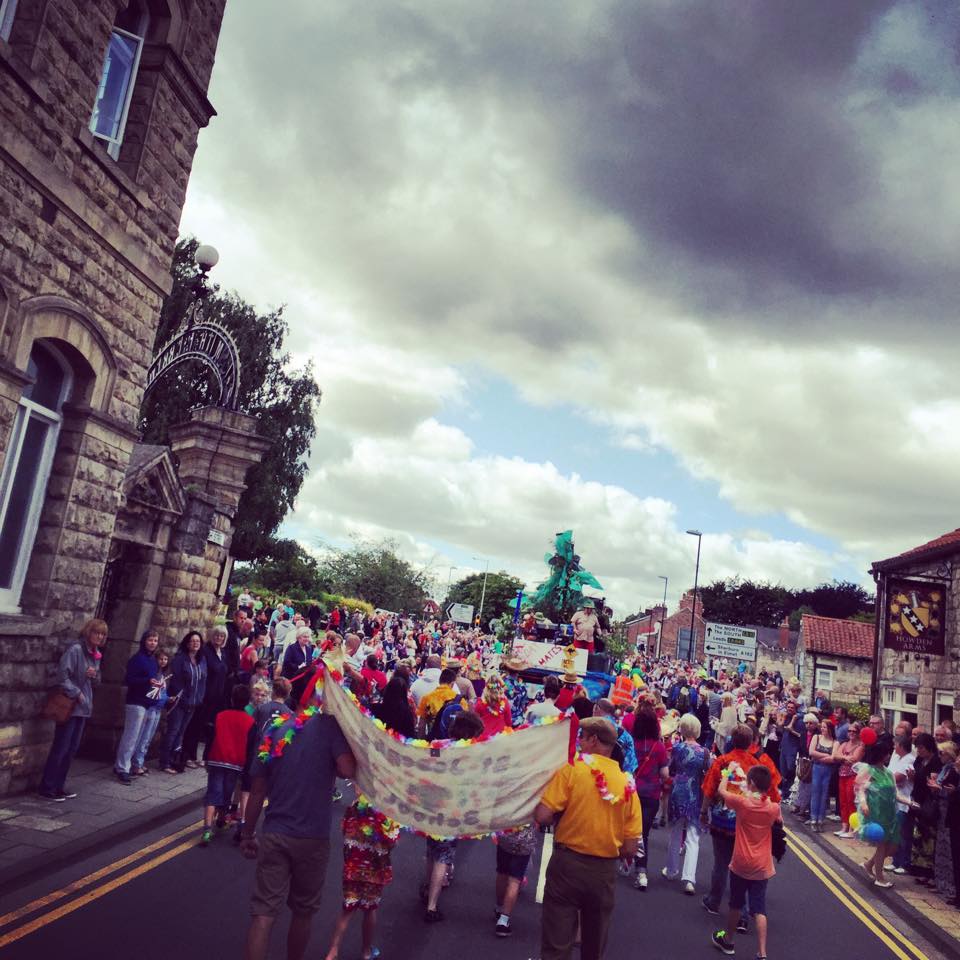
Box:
[785,826,930,960]
[0,821,201,948]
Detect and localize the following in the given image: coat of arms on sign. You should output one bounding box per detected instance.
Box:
[885,579,946,656]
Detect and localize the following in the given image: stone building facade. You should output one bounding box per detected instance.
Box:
[0,0,243,795]
[796,614,874,709]
[870,530,960,732]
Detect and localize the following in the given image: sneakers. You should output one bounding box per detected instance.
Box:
[661,867,678,881]
[633,871,648,890]
[712,931,735,955]
[834,830,854,838]
[827,813,842,822]
[736,916,749,934]
[200,829,213,846]
[332,788,343,802]
[618,861,633,877]
[892,867,906,875]
[495,918,512,937]
[702,896,720,916]
[61,788,78,799]
[38,790,65,802]
[683,881,696,895]
[115,770,132,785]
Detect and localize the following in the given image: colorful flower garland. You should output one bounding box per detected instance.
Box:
[256,703,321,764]
[580,753,637,804]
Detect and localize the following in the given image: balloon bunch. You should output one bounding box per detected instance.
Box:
[848,811,885,843]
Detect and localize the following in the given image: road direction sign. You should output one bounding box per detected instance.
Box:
[447,602,475,624]
[704,622,758,661]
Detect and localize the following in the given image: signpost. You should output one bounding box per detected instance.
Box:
[447,602,475,625]
[704,622,758,662]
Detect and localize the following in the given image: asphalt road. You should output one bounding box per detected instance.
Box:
[0,792,950,960]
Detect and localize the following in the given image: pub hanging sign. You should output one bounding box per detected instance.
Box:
[885,579,947,656]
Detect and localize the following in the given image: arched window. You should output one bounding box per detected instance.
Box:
[0,0,17,42]
[0,341,73,611]
[89,0,150,160]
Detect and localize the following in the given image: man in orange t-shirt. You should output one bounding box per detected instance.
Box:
[711,764,781,959]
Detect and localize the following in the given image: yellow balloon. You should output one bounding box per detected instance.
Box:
[848,812,861,830]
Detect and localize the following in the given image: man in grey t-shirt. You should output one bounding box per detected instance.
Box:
[241,710,355,960]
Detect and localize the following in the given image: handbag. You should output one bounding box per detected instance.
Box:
[42,689,75,724]
[796,756,813,784]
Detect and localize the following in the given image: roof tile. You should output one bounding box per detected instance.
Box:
[801,614,874,660]
[874,528,960,570]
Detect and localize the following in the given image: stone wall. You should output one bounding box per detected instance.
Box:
[0,0,228,794]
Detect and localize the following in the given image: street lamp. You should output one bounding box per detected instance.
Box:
[446,565,457,598]
[472,556,490,628]
[686,530,702,661]
[657,574,668,658]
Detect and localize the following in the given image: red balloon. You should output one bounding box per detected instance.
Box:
[859,727,877,746]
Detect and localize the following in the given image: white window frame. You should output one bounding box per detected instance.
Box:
[89,25,145,160]
[814,666,835,692]
[935,689,955,725]
[881,684,920,730]
[0,345,72,613]
[0,0,18,42]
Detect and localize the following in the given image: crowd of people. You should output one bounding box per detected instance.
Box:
[37,598,960,960]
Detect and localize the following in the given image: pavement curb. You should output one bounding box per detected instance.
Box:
[799,826,959,960]
[0,787,204,897]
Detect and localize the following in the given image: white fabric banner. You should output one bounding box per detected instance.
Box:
[323,674,571,838]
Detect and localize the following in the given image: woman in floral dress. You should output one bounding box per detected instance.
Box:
[662,713,711,894]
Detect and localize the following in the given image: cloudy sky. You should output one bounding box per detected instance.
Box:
[180,0,960,616]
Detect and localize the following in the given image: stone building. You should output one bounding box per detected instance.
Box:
[796,614,874,709]
[870,529,960,731]
[0,0,265,796]
[627,591,706,660]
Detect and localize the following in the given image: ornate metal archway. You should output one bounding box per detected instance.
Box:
[144,301,241,409]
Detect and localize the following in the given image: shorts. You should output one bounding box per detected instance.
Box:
[426,837,458,865]
[250,833,331,917]
[728,871,768,916]
[496,846,531,880]
[204,767,239,808]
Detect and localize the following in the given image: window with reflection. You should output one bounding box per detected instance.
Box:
[0,341,72,610]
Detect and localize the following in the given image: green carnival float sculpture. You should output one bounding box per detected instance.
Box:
[528,530,603,624]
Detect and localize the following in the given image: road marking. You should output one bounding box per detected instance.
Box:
[785,828,929,960]
[0,833,199,947]
[535,832,553,903]
[785,835,928,960]
[0,820,201,931]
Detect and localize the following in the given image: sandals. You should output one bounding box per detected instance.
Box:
[874,880,894,889]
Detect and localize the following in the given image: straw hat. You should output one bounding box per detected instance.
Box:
[502,656,526,672]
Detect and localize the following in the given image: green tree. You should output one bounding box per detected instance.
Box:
[797,580,874,621]
[317,538,433,613]
[233,539,325,596]
[139,238,322,561]
[700,577,794,628]
[444,572,525,623]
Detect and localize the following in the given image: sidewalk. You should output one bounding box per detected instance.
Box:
[794,813,960,952]
[0,758,205,888]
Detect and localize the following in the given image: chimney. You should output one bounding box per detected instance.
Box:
[779,618,790,650]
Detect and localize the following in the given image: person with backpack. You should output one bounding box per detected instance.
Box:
[711,764,782,959]
[416,667,464,737]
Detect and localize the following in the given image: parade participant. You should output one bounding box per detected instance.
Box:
[360,654,387,695]
[595,698,637,775]
[701,725,781,925]
[711,764,781,959]
[663,713,711,894]
[628,704,668,888]
[493,822,539,937]
[527,674,562,722]
[323,797,401,960]
[370,675,416,738]
[474,673,513,736]
[114,629,161,784]
[555,668,586,711]
[610,666,635,709]
[282,626,318,704]
[240,688,356,960]
[858,738,901,888]
[201,685,254,846]
[499,657,529,727]
[410,654,442,706]
[159,631,206,775]
[534,717,642,960]
[570,598,600,653]
[416,667,462,736]
[422,712,485,921]
[39,618,109,801]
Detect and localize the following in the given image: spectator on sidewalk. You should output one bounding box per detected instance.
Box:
[159,631,206,774]
[131,645,172,776]
[39,619,109,801]
[182,625,230,767]
[113,629,161,784]
[889,735,916,873]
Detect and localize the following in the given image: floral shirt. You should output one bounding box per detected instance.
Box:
[668,740,710,821]
[503,675,528,728]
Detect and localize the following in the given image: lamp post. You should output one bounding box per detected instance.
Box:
[657,574,668,658]
[473,556,490,628]
[686,530,702,661]
[446,565,457,599]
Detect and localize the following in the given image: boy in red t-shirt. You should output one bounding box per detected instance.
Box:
[201,686,254,845]
[711,764,781,959]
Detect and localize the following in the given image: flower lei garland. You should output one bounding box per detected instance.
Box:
[257,704,321,764]
[352,794,401,843]
[580,753,637,804]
